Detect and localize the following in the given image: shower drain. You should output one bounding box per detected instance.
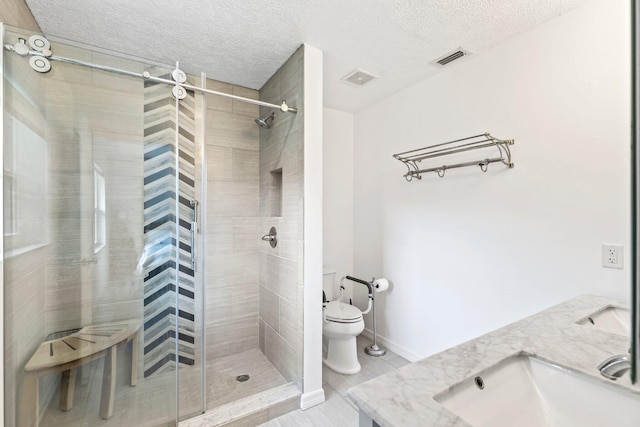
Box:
[474,376,485,390]
[236,374,250,382]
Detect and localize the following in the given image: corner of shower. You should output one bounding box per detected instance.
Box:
[1,22,304,427]
[179,51,305,424]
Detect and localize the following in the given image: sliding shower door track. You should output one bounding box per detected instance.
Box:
[4,38,298,113]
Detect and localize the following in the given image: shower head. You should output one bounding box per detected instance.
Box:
[255,112,275,129]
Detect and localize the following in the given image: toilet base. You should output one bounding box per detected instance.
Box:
[323,336,361,375]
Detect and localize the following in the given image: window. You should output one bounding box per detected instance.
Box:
[3,174,17,236]
[3,115,47,249]
[94,165,106,253]
[4,127,17,236]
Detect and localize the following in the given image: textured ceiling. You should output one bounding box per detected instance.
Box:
[25,0,586,112]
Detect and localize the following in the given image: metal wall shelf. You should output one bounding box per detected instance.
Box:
[392,133,514,181]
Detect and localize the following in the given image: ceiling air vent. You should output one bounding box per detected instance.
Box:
[431,47,472,68]
[341,69,379,87]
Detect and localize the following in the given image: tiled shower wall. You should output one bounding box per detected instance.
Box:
[3,36,149,426]
[258,46,304,388]
[142,74,197,377]
[42,44,145,336]
[3,30,303,426]
[0,0,41,31]
[3,29,49,426]
[204,80,261,360]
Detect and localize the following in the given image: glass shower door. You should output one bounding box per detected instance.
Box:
[1,24,188,427]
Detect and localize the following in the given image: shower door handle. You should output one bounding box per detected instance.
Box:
[190,199,199,271]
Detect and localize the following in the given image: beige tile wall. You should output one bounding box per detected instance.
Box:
[203,81,261,361]
[42,47,145,335]
[3,27,51,427]
[258,46,304,388]
[202,59,304,392]
[0,0,41,31]
[3,31,150,426]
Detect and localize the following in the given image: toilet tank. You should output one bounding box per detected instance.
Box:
[323,270,336,301]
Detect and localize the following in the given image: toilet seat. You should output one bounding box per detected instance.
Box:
[324,301,362,323]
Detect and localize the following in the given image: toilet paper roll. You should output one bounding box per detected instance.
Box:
[373,278,389,292]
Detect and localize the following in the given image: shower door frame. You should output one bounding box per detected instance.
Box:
[0,21,6,423]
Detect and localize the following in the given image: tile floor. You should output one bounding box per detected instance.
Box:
[36,336,409,427]
[259,335,410,426]
[39,354,179,427]
[38,348,287,427]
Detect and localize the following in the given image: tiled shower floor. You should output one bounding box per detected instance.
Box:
[38,348,287,427]
[205,348,288,410]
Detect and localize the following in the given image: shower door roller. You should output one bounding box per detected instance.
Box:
[172,85,187,100]
[261,227,278,248]
[171,68,187,83]
[29,56,51,73]
[28,35,51,52]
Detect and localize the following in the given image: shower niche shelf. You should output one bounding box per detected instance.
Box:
[269,168,283,217]
[393,133,514,181]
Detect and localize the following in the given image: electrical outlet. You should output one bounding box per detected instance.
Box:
[602,244,623,269]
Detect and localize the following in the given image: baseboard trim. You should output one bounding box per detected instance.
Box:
[300,388,325,410]
[362,328,422,362]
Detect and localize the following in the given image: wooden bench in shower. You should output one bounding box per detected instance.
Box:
[22,319,141,426]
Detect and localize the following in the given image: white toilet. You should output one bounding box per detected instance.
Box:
[322,271,365,374]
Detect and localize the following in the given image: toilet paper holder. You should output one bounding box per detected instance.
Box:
[345,275,387,357]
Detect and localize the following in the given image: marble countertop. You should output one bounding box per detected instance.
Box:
[347,295,640,427]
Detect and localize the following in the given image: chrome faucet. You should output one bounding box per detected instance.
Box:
[597,354,631,381]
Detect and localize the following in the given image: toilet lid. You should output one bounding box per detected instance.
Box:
[325,301,362,322]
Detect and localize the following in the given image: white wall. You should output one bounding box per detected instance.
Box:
[302,44,326,409]
[352,0,631,361]
[322,108,354,301]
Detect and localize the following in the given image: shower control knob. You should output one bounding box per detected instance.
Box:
[261,227,277,248]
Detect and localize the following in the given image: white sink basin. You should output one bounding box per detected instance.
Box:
[434,354,640,427]
[576,306,630,336]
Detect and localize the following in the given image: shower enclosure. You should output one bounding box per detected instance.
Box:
[1,23,307,427]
